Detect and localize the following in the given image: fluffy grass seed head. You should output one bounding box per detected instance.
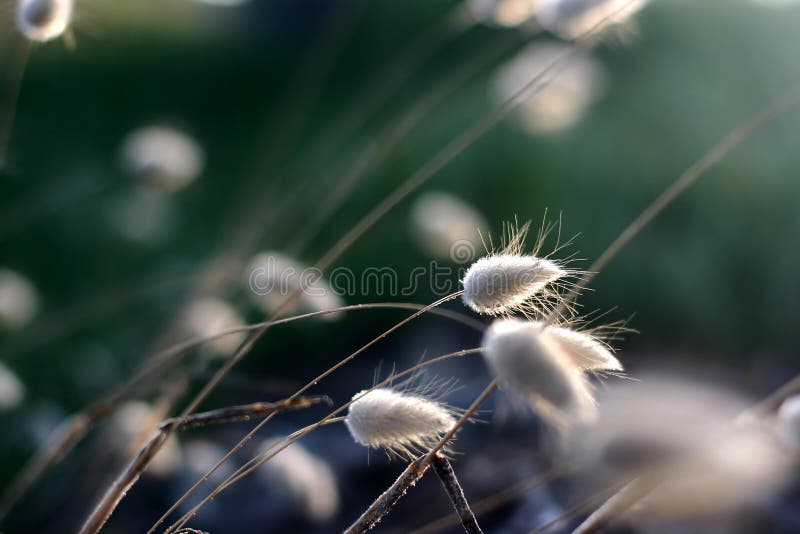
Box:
[120,125,205,192]
[461,220,579,318]
[410,191,488,262]
[16,0,73,42]
[260,438,339,523]
[345,386,460,459]
[492,40,606,135]
[0,268,38,331]
[482,318,596,426]
[0,361,25,411]
[468,0,540,28]
[777,395,800,449]
[182,298,246,358]
[531,320,623,372]
[535,0,650,41]
[245,251,344,321]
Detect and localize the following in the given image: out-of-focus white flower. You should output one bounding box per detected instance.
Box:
[109,401,182,477]
[492,40,606,135]
[16,0,73,42]
[245,251,344,321]
[569,377,793,522]
[467,0,543,27]
[260,439,339,522]
[0,268,38,331]
[182,298,246,358]
[410,191,488,262]
[0,361,25,410]
[535,0,649,40]
[120,126,204,192]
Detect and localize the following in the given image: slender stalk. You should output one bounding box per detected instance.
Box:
[345,456,431,534]
[77,396,326,534]
[571,476,660,534]
[431,454,483,534]
[411,463,576,534]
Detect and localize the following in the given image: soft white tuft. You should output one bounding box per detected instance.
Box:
[409,191,487,262]
[0,361,25,411]
[532,321,623,372]
[777,395,800,449]
[482,318,596,425]
[260,438,339,522]
[182,298,246,358]
[535,0,650,41]
[120,126,204,192]
[468,0,540,28]
[491,40,606,135]
[345,387,458,459]
[245,251,344,321]
[462,254,565,315]
[0,268,38,331]
[16,0,73,42]
[108,401,182,477]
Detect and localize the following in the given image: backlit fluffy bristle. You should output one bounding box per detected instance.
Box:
[482,318,596,426]
[345,387,459,459]
[16,0,74,42]
[531,321,623,372]
[461,220,579,318]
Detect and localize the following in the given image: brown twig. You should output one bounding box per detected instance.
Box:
[345,456,432,534]
[431,454,483,534]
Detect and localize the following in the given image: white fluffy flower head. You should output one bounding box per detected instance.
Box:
[462,220,579,318]
[482,318,597,426]
[345,386,460,459]
[16,0,74,42]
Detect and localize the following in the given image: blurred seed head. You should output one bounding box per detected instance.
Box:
[482,318,596,426]
[569,376,793,522]
[410,191,488,262]
[468,0,542,28]
[345,387,459,459]
[0,268,38,331]
[492,40,606,135]
[182,298,246,358]
[109,401,183,477]
[16,0,73,42]
[0,361,25,411]
[120,126,204,192]
[532,321,623,372]
[245,251,344,321]
[535,0,649,41]
[259,438,339,523]
[632,424,792,523]
[777,395,800,449]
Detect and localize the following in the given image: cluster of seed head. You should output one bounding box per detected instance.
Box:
[462,220,626,427]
